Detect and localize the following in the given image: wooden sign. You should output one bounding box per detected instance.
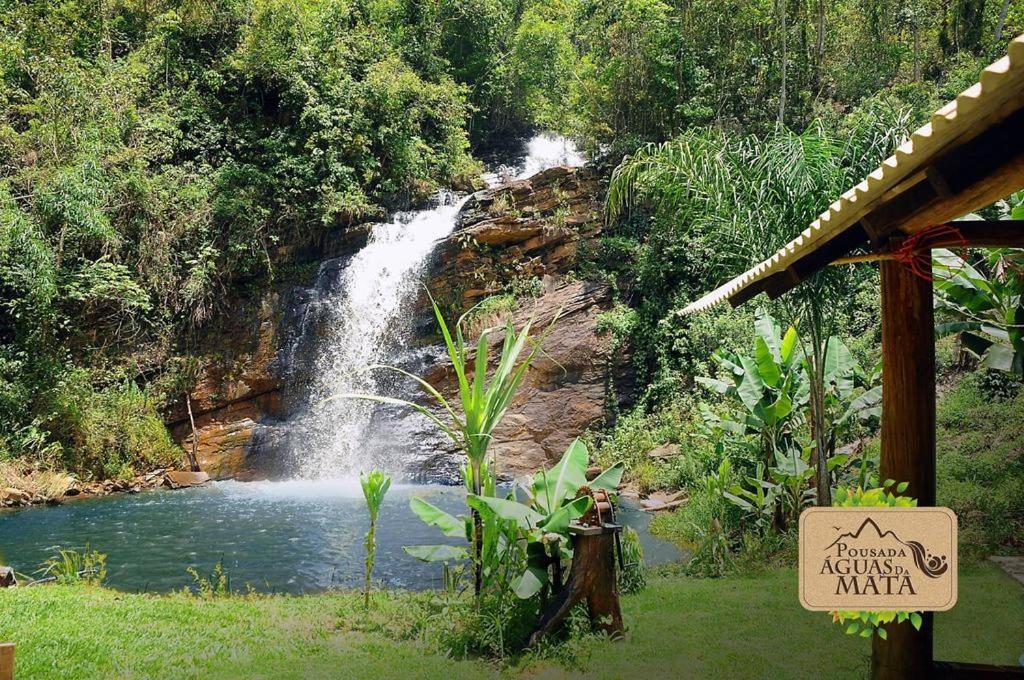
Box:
[799,507,957,612]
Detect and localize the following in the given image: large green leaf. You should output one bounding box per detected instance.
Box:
[512,565,548,599]
[754,310,782,362]
[982,343,1016,371]
[589,462,625,494]
[824,337,855,396]
[754,336,782,387]
[467,495,544,529]
[695,376,732,395]
[532,438,589,514]
[780,326,799,366]
[409,497,466,539]
[736,356,765,411]
[539,495,592,534]
[403,545,468,562]
[837,385,882,426]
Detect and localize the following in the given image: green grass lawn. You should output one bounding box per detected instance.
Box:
[1,565,1020,679]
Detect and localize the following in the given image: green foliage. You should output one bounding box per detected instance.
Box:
[337,297,555,595]
[936,373,1024,555]
[602,116,905,406]
[186,559,232,599]
[36,544,107,586]
[696,309,880,528]
[361,469,392,608]
[0,0,480,472]
[934,246,1024,374]
[617,526,647,594]
[589,395,718,492]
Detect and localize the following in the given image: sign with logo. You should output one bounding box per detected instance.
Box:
[799,507,957,611]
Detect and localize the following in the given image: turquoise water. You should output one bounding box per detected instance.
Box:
[0,480,682,594]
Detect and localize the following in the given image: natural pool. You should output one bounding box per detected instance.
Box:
[0,480,683,594]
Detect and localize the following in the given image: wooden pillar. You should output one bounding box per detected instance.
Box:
[871,257,936,680]
[0,643,13,680]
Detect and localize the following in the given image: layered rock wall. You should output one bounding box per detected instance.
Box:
[168,165,632,479]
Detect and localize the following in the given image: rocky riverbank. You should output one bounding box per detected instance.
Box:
[0,466,210,510]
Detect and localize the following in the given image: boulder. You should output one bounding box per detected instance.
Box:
[163,470,211,489]
[647,443,681,459]
[0,567,16,588]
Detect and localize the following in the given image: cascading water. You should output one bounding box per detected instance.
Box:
[289,192,468,478]
[264,134,585,481]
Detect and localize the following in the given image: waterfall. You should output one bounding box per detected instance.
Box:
[291,192,467,478]
[268,134,584,480]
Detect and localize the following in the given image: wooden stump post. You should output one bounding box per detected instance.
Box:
[0,643,13,680]
[871,255,936,680]
[528,524,624,646]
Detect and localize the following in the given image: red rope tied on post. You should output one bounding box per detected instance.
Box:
[892,223,968,281]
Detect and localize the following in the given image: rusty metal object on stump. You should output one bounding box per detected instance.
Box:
[528,488,625,646]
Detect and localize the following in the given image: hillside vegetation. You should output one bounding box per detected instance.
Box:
[1,0,1022,482]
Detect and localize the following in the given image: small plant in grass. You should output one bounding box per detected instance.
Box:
[360,468,391,608]
[186,559,230,598]
[829,480,921,640]
[617,526,647,594]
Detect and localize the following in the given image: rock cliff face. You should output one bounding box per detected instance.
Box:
[169,165,633,479]
[427,166,602,311]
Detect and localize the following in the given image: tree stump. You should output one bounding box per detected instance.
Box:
[528,523,624,646]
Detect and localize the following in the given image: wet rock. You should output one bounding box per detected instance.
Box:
[163,470,211,489]
[427,166,603,311]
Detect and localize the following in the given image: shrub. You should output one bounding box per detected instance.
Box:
[44,374,182,479]
[617,526,647,594]
[37,545,107,586]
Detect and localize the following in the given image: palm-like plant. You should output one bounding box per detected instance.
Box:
[606,115,910,505]
[360,469,391,608]
[332,295,557,595]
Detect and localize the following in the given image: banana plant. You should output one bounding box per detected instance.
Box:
[360,469,391,609]
[329,294,558,596]
[934,247,1024,374]
[696,309,807,467]
[404,439,624,601]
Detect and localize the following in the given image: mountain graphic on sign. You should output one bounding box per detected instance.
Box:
[824,518,901,551]
[825,517,949,578]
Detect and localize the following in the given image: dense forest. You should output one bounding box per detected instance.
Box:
[1,0,1022,483]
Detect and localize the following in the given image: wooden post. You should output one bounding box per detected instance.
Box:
[0,643,13,680]
[871,256,936,679]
